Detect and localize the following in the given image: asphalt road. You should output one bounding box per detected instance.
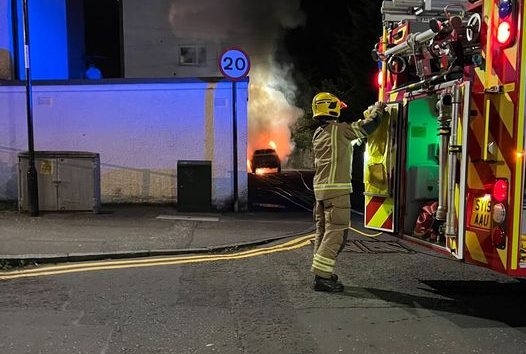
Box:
[2,235,526,354]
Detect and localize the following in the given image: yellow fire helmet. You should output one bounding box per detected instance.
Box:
[312,92,348,119]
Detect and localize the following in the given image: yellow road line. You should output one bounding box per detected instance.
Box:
[2,233,315,275]
[0,235,314,281]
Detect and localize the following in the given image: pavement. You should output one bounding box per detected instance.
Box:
[0,205,314,263]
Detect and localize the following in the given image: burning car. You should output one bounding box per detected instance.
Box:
[250,149,281,175]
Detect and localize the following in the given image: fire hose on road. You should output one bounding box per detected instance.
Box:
[250,172,383,238]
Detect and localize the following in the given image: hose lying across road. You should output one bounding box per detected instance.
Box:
[250,171,383,238]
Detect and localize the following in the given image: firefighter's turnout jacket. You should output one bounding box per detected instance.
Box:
[312,105,384,201]
[311,105,384,279]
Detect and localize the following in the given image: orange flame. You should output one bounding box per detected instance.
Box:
[255,167,279,175]
[269,140,277,150]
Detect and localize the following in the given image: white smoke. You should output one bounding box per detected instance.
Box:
[168,0,305,161]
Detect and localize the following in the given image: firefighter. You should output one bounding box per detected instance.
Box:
[311,92,386,292]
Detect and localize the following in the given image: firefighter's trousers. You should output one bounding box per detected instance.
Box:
[312,194,350,279]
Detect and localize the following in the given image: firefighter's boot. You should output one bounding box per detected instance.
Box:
[313,275,344,293]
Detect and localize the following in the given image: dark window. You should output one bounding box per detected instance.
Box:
[83,0,123,78]
[179,46,207,66]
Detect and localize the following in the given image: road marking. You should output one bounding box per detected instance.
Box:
[156,215,220,222]
[0,234,314,281]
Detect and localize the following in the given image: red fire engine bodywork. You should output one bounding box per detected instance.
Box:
[367,0,526,277]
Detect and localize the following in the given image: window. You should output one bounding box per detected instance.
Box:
[6,0,123,80]
[179,46,207,66]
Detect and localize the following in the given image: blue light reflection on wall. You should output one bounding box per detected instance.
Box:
[16,0,69,79]
[1,1,13,51]
[0,79,250,207]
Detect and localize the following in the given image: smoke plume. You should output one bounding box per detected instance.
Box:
[168,0,305,162]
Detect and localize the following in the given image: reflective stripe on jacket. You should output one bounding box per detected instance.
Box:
[312,106,383,200]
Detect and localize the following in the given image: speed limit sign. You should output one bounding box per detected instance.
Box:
[219,48,251,81]
[218,48,249,212]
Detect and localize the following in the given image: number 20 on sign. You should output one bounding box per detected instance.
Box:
[219,48,251,81]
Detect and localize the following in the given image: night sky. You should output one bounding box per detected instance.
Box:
[281,0,384,149]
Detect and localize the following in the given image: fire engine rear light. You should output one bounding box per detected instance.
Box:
[492,226,506,249]
[497,21,512,44]
[492,203,506,224]
[493,179,509,203]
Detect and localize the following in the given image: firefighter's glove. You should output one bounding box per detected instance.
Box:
[374,101,387,111]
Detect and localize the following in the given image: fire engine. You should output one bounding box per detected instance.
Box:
[365,0,526,277]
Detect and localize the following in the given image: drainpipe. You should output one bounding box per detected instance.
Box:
[436,91,452,221]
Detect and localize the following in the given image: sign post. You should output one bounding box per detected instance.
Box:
[218,48,250,212]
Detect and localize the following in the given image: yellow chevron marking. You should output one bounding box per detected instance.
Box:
[468,163,485,190]
[512,1,526,270]
[489,92,515,139]
[368,198,393,229]
[504,46,517,71]
[468,89,512,180]
[497,246,508,270]
[495,145,512,180]
[469,92,487,145]
[466,231,488,264]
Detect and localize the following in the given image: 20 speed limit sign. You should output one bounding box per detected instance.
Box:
[219,48,251,81]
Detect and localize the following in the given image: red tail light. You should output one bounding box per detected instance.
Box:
[493,179,509,203]
[496,0,516,48]
[492,226,506,249]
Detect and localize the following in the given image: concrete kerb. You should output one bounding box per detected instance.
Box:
[0,227,316,268]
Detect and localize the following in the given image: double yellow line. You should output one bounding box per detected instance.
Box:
[0,234,314,281]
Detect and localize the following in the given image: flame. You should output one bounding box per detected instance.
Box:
[166,0,305,170]
[247,159,252,172]
[247,68,304,165]
[255,167,279,175]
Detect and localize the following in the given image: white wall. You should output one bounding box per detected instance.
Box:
[0,80,248,210]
